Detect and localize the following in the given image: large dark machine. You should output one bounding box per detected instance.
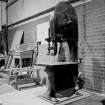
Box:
[36,0,79,102]
[46,1,78,61]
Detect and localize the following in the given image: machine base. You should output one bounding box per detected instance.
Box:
[39,89,92,105]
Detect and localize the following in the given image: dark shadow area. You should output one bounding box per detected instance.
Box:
[101,99,105,105]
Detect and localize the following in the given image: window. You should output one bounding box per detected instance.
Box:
[37,22,49,44]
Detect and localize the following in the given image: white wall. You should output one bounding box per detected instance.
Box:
[8,0,24,25]
[37,22,49,44]
[7,0,68,25]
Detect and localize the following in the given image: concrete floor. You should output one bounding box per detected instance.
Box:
[0,85,105,105]
[69,95,105,105]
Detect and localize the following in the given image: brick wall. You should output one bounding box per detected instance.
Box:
[77,0,105,92]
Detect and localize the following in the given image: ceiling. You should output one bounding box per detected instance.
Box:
[0,0,8,2]
[0,0,81,3]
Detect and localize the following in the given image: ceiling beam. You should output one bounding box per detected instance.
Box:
[70,0,81,3]
[6,0,18,8]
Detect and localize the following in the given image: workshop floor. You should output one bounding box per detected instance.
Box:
[0,86,105,105]
[69,94,105,105]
